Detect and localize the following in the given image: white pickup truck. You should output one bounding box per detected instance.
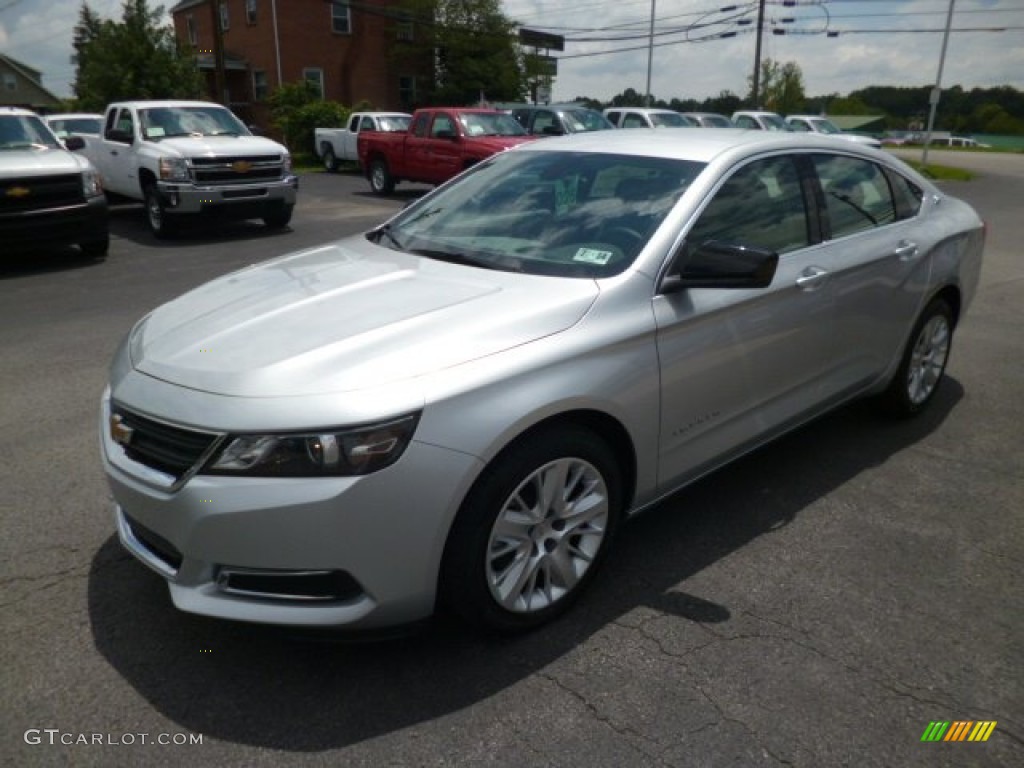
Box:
[314,111,411,171]
[79,100,298,238]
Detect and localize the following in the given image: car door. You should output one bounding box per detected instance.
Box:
[806,152,931,395]
[653,154,836,489]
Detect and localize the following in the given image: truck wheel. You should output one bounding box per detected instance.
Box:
[263,204,293,230]
[144,185,176,240]
[79,236,109,261]
[322,146,338,172]
[369,159,394,196]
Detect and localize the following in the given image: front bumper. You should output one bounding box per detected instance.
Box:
[0,194,108,251]
[156,175,298,218]
[99,390,481,629]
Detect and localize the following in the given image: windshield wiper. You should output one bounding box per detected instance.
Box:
[411,248,515,272]
[371,224,405,251]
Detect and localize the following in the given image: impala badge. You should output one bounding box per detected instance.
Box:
[110,414,134,447]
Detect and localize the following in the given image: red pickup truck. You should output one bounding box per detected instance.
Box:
[357,108,538,195]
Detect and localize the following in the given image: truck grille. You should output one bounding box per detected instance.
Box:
[111,405,220,481]
[191,155,284,185]
[0,173,83,213]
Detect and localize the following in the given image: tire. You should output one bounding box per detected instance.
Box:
[881,297,954,417]
[78,236,109,260]
[263,204,294,230]
[322,146,338,172]
[369,158,394,196]
[144,184,176,240]
[439,425,623,633]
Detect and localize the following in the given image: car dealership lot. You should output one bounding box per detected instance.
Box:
[2,156,1022,766]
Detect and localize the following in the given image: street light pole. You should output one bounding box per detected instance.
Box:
[922,0,956,165]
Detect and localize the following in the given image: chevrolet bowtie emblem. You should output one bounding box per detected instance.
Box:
[5,186,30,198]
[231,161,252,173]
[110,414,134,447]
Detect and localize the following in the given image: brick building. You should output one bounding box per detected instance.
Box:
[169,0,431,128]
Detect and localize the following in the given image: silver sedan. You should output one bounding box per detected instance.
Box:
[100,129,985,633]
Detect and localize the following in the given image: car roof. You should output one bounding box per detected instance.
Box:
[0,106,39,117]
[508,127,886,164]
[45,113,104,120]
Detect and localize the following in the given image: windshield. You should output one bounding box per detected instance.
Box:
[703,115,733,127]
[760,114,791,131]
[810,118,841,134]
[459,112,527,137]
[562,109,614,132]
[650,112,692,128]
[372,149,704,278]
[140,106,250,140]
[0,115,61,150]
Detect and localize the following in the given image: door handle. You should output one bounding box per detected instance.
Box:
[796,266,829,290]
[894,240,919,260]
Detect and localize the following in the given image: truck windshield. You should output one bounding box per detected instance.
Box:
[459,112,527,137]
[0,115,60,150]
[140,106,250,140]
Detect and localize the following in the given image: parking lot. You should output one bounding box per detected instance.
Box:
[2,153,1022,767]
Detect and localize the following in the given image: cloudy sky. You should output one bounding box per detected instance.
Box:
[1,0,1022,103]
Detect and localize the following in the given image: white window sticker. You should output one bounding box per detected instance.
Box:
[573,247,613,265]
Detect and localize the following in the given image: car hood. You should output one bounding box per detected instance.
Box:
[130,238,599,397]
[153,135,287,158]
[0,146,86,175]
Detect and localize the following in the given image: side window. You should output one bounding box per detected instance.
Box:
[431,113,455,137]
[622,113,647,129]
[605,111,621,126]
[687,155,810,255]
[109,109,133,141]
[734,115,757,129]
[348,115,360,132]
[886,169,924,221]
[411,113,429,138]
[813,154,897,238]
[532,111,557,134]
[789,120,810,133]
[359,116,376,132]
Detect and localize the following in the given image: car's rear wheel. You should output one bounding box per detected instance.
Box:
[369,159,394,195]
[440,426,622,633]
[882,297,954,416]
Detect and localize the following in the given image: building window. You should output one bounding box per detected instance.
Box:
[246,0,257,25]
[3,73,16,91]
[399,75,416,108]
[252,69,268,101]
[303,68,324,99]
[186,14,197,45]
[219,2,229,32]
[396,19,413,42]
[331,2,351,34]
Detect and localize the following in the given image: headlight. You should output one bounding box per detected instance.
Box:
[282,152,293,173]
[81,169,103,198]
[203,414,420,477]
[159,157,190,181]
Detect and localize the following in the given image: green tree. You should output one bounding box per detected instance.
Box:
[749,58,805,113]
[72,1,202,110]
[397,0,526,104]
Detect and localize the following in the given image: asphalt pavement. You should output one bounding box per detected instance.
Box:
[1,154,1021,767]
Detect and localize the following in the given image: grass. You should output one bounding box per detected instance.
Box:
[902,160,974,181]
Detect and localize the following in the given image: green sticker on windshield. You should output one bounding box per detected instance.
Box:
[573,247,613,265]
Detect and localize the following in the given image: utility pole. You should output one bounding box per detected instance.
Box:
[209,0,228,105]
[922,0,956,166]
[645,0,656,106]
[751,0,766,108]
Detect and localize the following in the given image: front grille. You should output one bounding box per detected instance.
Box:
[0,173,83,213]
[111,406,219,481]
[191,155,283,186]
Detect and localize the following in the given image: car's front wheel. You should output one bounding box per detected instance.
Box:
[440,425,622,633]
[882,297,954,416]
[263,204,293,230]
[144,184,175,239]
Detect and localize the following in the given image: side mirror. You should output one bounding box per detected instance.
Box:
[660,240,778,293]
[248,124,262,136]
[63,135,86,151]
